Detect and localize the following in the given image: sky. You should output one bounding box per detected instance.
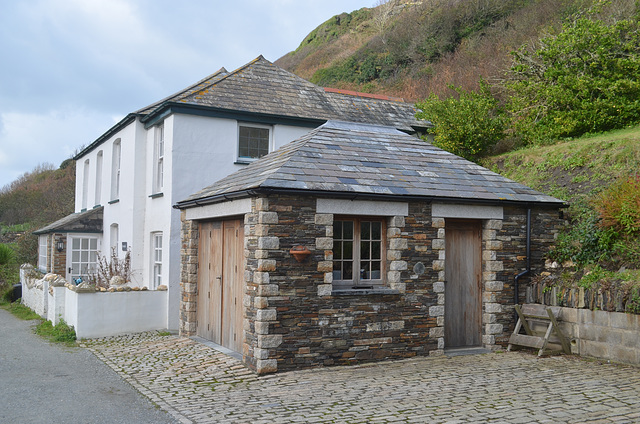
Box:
[0,0,375,189]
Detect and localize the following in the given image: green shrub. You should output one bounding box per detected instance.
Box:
[0,243,14,265]
[415,81,505,161]
[506,12,640,144]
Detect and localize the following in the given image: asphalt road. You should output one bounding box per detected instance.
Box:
[0,307,177,424]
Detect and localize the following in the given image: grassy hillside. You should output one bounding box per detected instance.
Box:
[277,0,620,101]
[483,126,640,301]
[482,126,640,206]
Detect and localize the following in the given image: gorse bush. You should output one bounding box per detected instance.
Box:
[415,81,505,161]
[596,174,640,236]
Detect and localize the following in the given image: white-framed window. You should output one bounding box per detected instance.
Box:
[95,150,103,206]
[68,236,99,283]
[153,123,164,193]
[81,159,90,211]
[238,123,270,161]
[110,223,119,253]
[111,139,121,201]
[333,217,385,288]
[38,235,48,272]
[151,232,163,289]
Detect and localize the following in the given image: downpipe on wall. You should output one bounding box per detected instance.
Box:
[514,208,531,313]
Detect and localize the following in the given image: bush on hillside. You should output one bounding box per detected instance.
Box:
[596,174,640,236]
[506,12,640,144]
[415,81,505,161]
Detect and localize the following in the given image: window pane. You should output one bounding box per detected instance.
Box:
[361,221,370,240]
[81,239,88,250]
[81,251,88,262]
[343,261,353,280]
[334,221,342,238]
[343,221,353,239]
[90,239,97,249]
[72,238,80,249]
[371,222,382,240]
[72,251,80,262]
[361,241,370,260]
[343,241,353,260]
[334,241,342,260]
[372,241,381,259]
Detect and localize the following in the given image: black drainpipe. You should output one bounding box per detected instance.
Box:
[514,208,531,310]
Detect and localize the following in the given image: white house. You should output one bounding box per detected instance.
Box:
[34,56,427,331]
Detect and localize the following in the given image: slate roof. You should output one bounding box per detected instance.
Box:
[143,56,425,132]
[33,207,103,235]
[176,121,566,209]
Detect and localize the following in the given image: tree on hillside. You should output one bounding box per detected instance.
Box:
[0,161,75,227]
[506,9,640,143]
[415,81,506,161]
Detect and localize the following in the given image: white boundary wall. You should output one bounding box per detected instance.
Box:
[20,265,168,339]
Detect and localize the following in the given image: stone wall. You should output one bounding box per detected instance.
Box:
[180,196,564,374]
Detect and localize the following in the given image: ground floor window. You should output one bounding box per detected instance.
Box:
[333,217,384,288]
[38,235,48,272]
[152,232,163,289]
[69,236,99,283]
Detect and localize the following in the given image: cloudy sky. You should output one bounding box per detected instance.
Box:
[0,0,374,189]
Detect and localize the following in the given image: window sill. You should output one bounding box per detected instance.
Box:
[108,199,120,204]
[331,287,399,296]
[149,192,164,199]
[234,160,253,165]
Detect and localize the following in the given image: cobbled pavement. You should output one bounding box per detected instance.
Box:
[81,332,640,424]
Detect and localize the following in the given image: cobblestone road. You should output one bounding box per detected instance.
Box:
[82,332,640,424]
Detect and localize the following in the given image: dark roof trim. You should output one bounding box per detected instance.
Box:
[174,187,568,211]
[141,102,326,130]
[74,114,138,160]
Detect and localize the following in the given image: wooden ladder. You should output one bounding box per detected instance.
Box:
[507,304,571,356]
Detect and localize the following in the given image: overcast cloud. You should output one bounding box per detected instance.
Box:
[0,0,373,189]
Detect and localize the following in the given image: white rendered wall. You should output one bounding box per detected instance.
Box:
[75,112,317,331]
[65,290,168,339]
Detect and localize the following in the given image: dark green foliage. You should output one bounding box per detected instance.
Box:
[415,82,506,161]
[507,10,640,143]
[0,243,19,298]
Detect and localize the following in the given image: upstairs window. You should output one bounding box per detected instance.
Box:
[238,124,270,161]
[333,218,385,288]
[153,123,164,193]
[95,150,103,206]
[111,139,121,201]
[81,159,90,211]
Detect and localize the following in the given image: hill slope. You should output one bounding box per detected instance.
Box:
[276,0,635,101]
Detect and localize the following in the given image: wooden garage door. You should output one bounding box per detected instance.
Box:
[444,220,482,348]
[196,219,245,353]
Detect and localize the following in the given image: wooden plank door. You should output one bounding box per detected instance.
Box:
[221,219,244,353]
[196,221,223,341]
[444,220,482,348]
[196,219,244,353]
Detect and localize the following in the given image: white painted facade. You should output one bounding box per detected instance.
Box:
[74,112,314,329]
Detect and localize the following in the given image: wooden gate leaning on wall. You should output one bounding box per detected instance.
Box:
[196,218,245,353]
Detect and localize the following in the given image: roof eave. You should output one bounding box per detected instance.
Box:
[174,187,568,211]
[74,114,139,159]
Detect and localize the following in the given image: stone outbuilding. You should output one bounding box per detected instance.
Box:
[174,121,566,374]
